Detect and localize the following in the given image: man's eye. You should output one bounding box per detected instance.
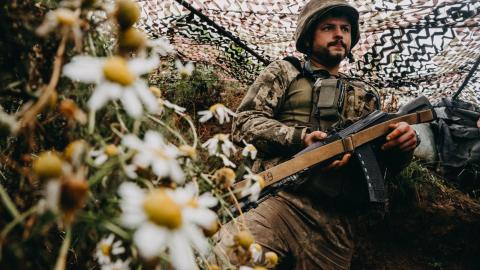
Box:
[342,27,350,32]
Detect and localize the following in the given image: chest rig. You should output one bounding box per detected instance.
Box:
[282,57,388,205]
[283,57,351,132]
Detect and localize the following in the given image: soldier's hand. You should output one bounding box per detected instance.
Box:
[381,121,417,152]
[477,117,480,128]
[303,130,327,146]
[303,131,351,172]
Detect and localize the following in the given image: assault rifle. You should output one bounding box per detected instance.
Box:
[233,95,436,213]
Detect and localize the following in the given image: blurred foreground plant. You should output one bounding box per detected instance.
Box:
[0,0,275,269]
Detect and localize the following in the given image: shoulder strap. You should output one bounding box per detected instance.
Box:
[274,56,305,117]
[283,56,303,73]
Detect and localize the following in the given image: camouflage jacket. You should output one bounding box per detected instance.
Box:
[232,59,379,172]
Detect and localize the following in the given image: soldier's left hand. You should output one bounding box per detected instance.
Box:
[381,121,417,152]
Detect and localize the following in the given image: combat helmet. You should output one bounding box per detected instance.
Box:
[295,0,360,55]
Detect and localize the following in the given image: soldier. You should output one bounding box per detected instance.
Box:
[215,0,418,269]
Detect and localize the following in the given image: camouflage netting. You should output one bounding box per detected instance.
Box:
[137,0,480,104]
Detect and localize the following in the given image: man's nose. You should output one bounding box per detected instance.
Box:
[333,27,344,38]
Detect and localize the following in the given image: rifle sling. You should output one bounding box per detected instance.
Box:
[234,109,434,192]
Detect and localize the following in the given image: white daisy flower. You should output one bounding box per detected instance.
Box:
[118,182,218,270]
[148,37,175,56]
[89,144,119,166]
[122,131,184,183]
[202,134,236,157]
[94,234,125,265]
[216,153,237,168]
[242,140,257,160]
[63,55,160,118]
[240,168,266,202]
[175,59,195,77]
[101,259,130,270]
[198,103,237,125]
[158,99,186,115]
[36,8,83,50]
[249,243,263,264]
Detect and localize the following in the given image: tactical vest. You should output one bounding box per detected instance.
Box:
[277,57,380,134]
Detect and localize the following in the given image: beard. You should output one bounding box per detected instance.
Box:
[311,41,347,68]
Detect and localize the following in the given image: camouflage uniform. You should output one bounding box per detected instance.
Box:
[214,1,412,269]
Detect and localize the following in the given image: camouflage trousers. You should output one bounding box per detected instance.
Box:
[214,190,356,270]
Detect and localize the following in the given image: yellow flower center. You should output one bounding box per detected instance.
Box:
[149,86,162,97]
[103,56,135,86]
[104,144,119,157]
[209,103,224,112]
[119,27,146,50]
[100,243,111,256]
[265,251,279,266]
[215,133,228,141]
[143,190,182,229]
[245,144,256,152]
[115,0,140,29]
[55,9,76,26]
[64,140,86,162]
[33,151,63,179]
[179,145,197,159]
[213,167,236,188]
[187,198,198,208]
[235,230,254,249]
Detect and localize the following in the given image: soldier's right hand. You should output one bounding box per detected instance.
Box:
[303,131,351,172]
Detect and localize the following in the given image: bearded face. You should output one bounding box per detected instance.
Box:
[309,16,352,68]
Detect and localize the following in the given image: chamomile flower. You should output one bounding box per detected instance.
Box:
[240,168,265,201]
[249,243,263,263]
[158,98,186,115]
[95,234,125,265]
[118,182,218,270]
[216,153,237,168]
[36,8,83,50]
[148,37,175,56]
[242,140,257,160]
[90,144,120,166]
[62,55,160,118]
[175,59,195,77]
[202,133,236,157]
[122,131,184,183]
[198,103,237,124]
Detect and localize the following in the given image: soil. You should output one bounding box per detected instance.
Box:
[352,175,480,270]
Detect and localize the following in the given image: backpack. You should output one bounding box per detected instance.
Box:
[431,97,480,193]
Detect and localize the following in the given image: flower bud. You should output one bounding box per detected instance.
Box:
[213,167,236,188]
[33,151,63,179]
[64,140,88,164]
[265,251,279,267]
[60,176,89,212]
[203,220,219,237]
[119,27,146,51]
[104,144,119,157]
[115,0,140,29]
[235,230,254,249]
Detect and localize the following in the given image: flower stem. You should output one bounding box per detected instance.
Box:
[227,187,246,231]
[54,226,72,270]
[88,110,96,134]
[0,204,37,241]
[147,114,187,144]
[19,30,68,129]
[0,182,19,219]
